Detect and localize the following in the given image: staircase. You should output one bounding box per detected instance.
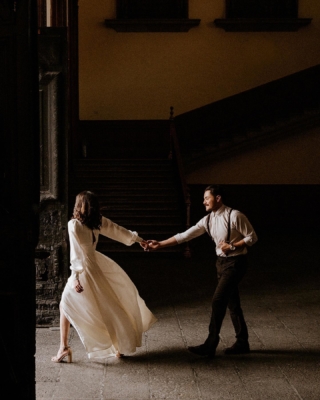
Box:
[175,64,320,172]
[180,106,320,172]
[70,158,186,256]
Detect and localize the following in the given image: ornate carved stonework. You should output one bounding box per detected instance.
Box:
[36,203,68,325]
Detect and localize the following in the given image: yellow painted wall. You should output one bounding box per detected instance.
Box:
[79,1,320,120]
[186,126,320,184]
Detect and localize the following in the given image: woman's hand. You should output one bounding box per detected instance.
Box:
[140,240,149,251]
[140,239,158,251]
[73,279,84,293]
[142,237,177,251]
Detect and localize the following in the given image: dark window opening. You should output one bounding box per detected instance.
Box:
[117,0,188,19]
[226,0,298,19]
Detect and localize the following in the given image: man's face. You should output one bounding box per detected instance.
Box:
[203,190,221,212]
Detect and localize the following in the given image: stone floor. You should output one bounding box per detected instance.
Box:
[36,232,320,399]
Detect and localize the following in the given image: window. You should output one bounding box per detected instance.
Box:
[117,0,188,19]
[214,0,311,31]
[226,0,298,19]
[105,0,200,32]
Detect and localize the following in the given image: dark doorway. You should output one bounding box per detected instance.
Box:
[0,1,39,398]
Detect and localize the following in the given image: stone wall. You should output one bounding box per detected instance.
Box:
[36,202,69,325]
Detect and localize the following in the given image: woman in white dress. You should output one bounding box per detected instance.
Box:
[51,191,156,362]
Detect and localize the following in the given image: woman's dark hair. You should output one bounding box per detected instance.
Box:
[72,191,102,230]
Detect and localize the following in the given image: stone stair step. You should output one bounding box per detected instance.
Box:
[74,164,172,171]
[71,189,177,196]
[99,207,180,214]
[101,215,182,224]
[69,196,181,208]
[74,158,172,164]
[91,196,179,204]
[73,169,174,176]
[71,182,177,189]
[99,196,179,203]
[98,225,182,236]
[70,158,186,254]
[100,204,181,211]
[71,176,175,183]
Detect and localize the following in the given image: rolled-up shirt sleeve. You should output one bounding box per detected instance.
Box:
[234,212,258,246]
[100,216,143,245]
[174,217,207,244]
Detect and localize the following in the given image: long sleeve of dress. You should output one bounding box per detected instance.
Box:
[100,216,143,245]
[68,219,87,282]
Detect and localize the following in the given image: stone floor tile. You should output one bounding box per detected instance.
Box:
[35,233,320,400]
[36,382,57,399]
[148,366,199,399]
[102,360,150,399]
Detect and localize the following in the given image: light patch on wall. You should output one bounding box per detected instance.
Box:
[185,128,320,184]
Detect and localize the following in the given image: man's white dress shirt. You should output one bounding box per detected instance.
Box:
[174,205,258,257]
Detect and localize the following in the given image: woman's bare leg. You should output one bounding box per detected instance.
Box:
[51,306,71,362]
[59,305,70,349]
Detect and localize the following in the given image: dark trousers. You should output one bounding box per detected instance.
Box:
[205,255,248,350]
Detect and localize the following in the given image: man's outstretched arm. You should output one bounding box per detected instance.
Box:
[145,236,178,251]
[141,218,207,251]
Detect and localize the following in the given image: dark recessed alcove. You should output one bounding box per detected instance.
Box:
[105,0,200,32]
[226,0,298,19]
[117,0,188,19]
[214,0,311,31]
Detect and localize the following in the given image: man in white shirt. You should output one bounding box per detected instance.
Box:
[146,185,258,358]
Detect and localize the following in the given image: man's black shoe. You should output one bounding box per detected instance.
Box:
[224,341,250,355]
[188,344,215,358]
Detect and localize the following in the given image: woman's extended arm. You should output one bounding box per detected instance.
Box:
[100,216,144,245]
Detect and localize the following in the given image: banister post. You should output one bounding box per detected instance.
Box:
[183,189,192,258]
[169,106,191,258]
[168,106,174,160]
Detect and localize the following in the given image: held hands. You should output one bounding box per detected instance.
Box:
[139,240,161,251]
[72,278,84,293]
[140,240,149,251]
[146,240,161,251]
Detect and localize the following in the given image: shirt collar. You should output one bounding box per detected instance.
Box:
[211,204,226,217]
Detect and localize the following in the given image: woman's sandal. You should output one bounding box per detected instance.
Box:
[51,346,72,363]
[116,351,124,358]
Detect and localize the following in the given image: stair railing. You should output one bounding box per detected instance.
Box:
[169,107,191,258]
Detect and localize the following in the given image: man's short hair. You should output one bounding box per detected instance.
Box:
[204,185,224,198]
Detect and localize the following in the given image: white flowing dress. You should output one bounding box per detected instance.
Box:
[61,216,157,359]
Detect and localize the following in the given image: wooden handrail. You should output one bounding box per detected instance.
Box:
[175,64,320,156]
[169,107,191,257]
